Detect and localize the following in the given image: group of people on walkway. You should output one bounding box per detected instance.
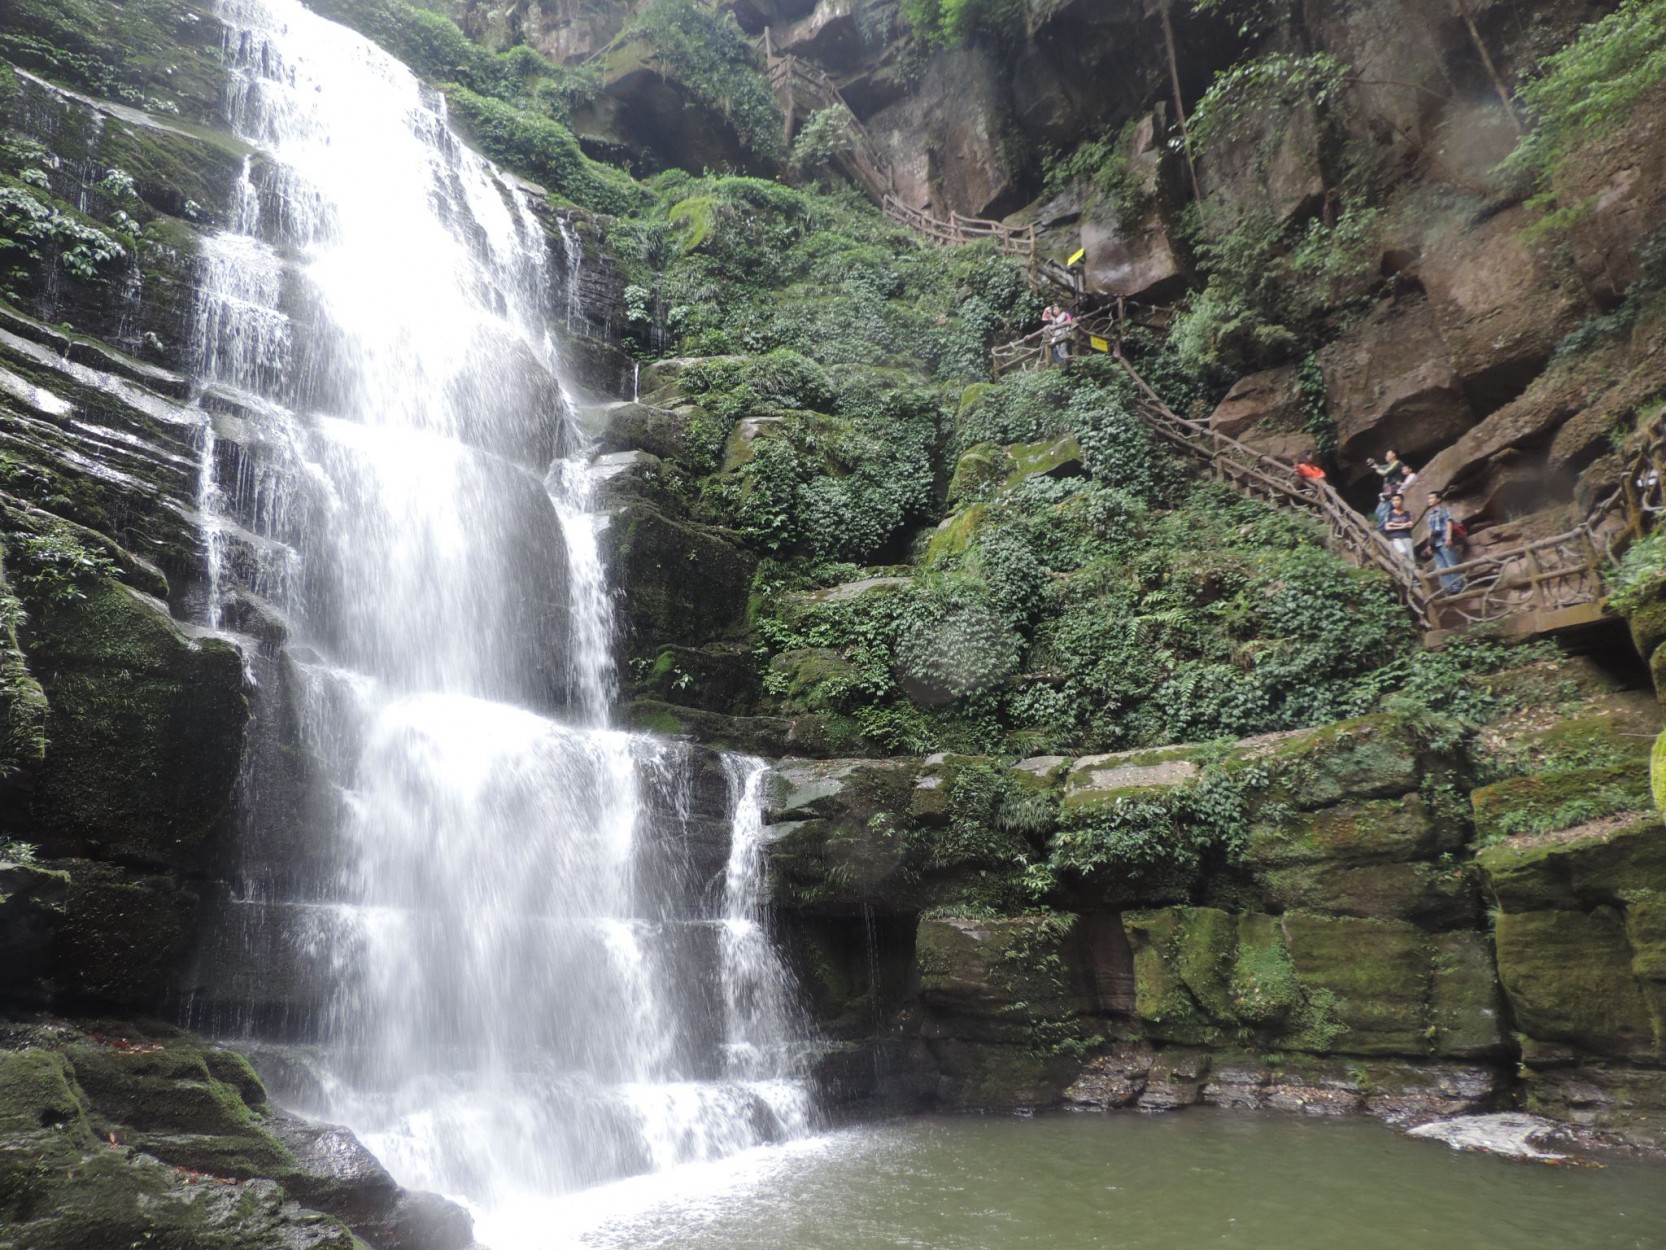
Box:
[1292,448,1465,593]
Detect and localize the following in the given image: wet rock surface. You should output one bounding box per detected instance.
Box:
[0,1020,473,1250]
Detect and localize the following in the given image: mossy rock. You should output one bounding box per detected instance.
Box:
[766,758,923,912]
[48,860,197,1010]
[601,500,755,649]
[1126,908,1332,1047]
[1242,793,1443,868]
[640,643,759,715]
[1428,930,1506,1058]
[1281,913,1431,1056]
[1470,762,1643,836]
[927,1037,1079,1111]
[1475,812,1666,912]
[1254,859,1478,927]
[1003,434,1084,486]
[767,647,860,715]
[923,504,988,567]
[1494,907,1657,1059]
[915,915,1074,1021]
[18,578,247,866]
[1227,715,1424,812]
[0,859,69,1002]
[1059,744,1203,819]
[945,443,1004,504]
[1625,575,1666,660]
[907,753,993,827]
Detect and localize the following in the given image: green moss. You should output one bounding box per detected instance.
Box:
[1495,907,1656,1058]
[1281,914,1430,1056]
[443,86,645,214]
[1228,914,1301,1027]
[668,195,718,251]
[1003,434,1083,486]
[1471,764,1651,843]
[1428,930,1506,1058]
[946,443,1004,505]
[16,574,247,863]
[1243,794,1439,867]
[923,504,988,567]
[0,1048,86,1137]
[1654,728,1666,814]
[1476,812,1666,912]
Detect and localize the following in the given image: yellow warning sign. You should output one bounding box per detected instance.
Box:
[1089,335,1110,353]
[1067,247,1086,266]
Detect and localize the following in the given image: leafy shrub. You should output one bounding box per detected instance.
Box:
[900,0,1024,47]
[1508,0,1666,186]
[443,88,645,214]
[0,185,126,280]
[9,529,116,603]
[1608,526,1666,616]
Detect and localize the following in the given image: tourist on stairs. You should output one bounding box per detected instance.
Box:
[1425,491,1464,593]
[1367,449,1415,493]
[1380,492,1415,562]
[1294,449,1327,484]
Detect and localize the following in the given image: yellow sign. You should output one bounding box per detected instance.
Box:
[1089,335,1110,353]
[1067,247,1086,266]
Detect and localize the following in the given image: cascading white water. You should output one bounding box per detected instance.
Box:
[186,0,815,1238]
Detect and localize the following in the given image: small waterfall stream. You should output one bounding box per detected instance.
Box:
[184,0,814,1236]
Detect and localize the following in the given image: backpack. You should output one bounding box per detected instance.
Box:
[1449,519,1469,548]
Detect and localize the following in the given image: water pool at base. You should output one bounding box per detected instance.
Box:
[476,1113,1666,1250]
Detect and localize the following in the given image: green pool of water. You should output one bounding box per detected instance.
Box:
[527,1112,1666,1250]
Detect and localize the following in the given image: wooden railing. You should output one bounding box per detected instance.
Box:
[880,194,1036,257]
[761,44,1035,259]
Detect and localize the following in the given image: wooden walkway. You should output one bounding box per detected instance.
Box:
[1109,345,1647,638]
[989,312,1653,639]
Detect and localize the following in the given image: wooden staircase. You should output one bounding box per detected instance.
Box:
[1107,342,1646,640]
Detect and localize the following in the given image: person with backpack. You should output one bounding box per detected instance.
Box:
[1380,492,1415,563]
[1425,490,1465,592]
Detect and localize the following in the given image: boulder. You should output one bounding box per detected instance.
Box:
[1414,204,1585,413]
[867,47,1023,219]
[1208,365,1308,464]
[1321,296,1475,468]
[600,501,755,652]
[18,580,248,867]
[1559,81,1666,307]
[1080,200,1187,304]
[1197,103,1325,238]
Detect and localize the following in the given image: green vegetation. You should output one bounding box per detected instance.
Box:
[443,86,644,212]
[306,0,602,122]
[0,185,129,284]
[900,0,1024,48]
[1508,0,1666,187]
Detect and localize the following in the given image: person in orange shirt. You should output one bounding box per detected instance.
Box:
[1294,449,1326,482]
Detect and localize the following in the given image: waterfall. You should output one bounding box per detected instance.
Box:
[185,0,815,1233]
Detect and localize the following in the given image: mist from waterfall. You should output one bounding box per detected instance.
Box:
[185,0,815,1237]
